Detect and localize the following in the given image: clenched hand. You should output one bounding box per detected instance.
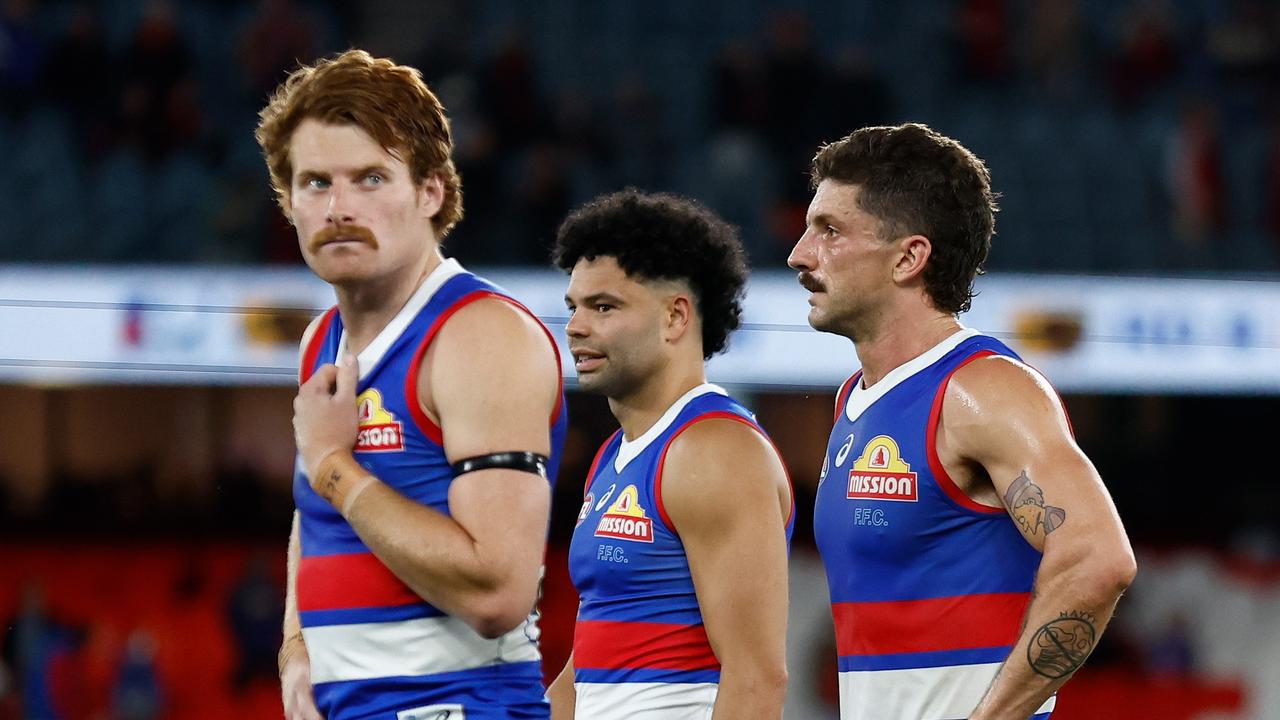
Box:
[294,354,359,482]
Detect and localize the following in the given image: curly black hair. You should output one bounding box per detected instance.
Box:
[553,189,748,359]
[811,123,998,315]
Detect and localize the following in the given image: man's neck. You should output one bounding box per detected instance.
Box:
[608,359,707,441]
[852,310,962,388]
[335,251,442,355]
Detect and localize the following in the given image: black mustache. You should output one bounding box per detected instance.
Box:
[798,273,825,292]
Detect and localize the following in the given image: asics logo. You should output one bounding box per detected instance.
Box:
[835,434,855,467]
[594,483,616,511]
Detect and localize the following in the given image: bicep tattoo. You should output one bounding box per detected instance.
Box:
[1028,611,1097,678]
[1004,470,1066,539]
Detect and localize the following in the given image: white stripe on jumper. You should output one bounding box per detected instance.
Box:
[304,613,540,684]
[575,682,717,720]
[839,662,1056,719]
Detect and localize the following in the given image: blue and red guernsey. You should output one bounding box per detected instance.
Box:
[815,329,1056,720]
[293,259,567,720]
[568,384,794,719]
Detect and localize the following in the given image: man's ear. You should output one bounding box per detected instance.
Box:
[280,192,295,226]
[893,234,932,285]
[664,293,694,345]
[417,173,445,222]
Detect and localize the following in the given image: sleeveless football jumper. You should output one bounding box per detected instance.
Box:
[568,384,794,719]
[294,259,568,719]
[814,329,1055,720]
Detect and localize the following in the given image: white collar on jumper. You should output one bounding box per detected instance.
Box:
[614,383,728,473]
[337,258,465,381]
[844,327,980,423]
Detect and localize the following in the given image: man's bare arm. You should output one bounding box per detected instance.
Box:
[547,652,576,720]
[282,511,304,649]
[281,316,325,720]
[940,357,1136,718]
[280,512,322,720]
[296,299,560,637]
[662,418,791,720]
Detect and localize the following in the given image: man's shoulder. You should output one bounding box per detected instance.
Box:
[422,293,560,413]
[941,353,1071,457]
[947,354,1057,412]
[662,412,776,483]
[432,293,555,360]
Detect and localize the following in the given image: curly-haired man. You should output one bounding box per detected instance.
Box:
[547,190,792,720]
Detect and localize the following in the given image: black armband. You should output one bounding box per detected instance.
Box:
[451,451,549,479]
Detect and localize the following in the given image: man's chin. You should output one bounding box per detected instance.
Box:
[807,309,858,340]
[807,307,832,331]
[306,257,374,285]
[574,373,605,395]
[575,371,626,398]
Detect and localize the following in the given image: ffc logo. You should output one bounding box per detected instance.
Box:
[594,485,654,543]
[847,435,918,502]
[355,389,405,452]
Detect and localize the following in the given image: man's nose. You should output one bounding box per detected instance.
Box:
[326,183,356,225]
[565,308,589,338]
[787,229,816,271]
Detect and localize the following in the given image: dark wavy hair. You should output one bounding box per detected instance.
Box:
[553,189,748,359]
[811,123,998,314]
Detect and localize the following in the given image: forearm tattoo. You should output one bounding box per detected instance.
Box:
[1028,611,1097,679]
[1005,471,1066,539]
[321,466,344,504]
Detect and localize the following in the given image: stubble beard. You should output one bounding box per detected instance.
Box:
[578,351,655,403]
[577,363,628,399]
[808,300,864,343]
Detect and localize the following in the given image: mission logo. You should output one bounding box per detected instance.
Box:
[355,389,405,452]
[847,435,918,502]
[594,484,654,543]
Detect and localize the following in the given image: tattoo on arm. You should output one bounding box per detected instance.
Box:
[1028,611,1097,679]
[1005,470,1066,539]
[321,468,343,503]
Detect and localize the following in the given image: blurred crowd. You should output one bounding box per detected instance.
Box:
[0,0,1277,272]
[0,548,288,719]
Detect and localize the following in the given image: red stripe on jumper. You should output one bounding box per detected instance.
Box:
[926,350,1006,514]
[297,553,420,612]
[653,411,764,535]
[574,620,720,671]
[834,371,861,423]
[299,307,338,384]
[832,591,1031,657]
[404,290,565,447]
[584,430,621,499]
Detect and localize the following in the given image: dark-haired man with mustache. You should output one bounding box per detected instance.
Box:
[257,50,566,719]
[789,124,1136,719]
